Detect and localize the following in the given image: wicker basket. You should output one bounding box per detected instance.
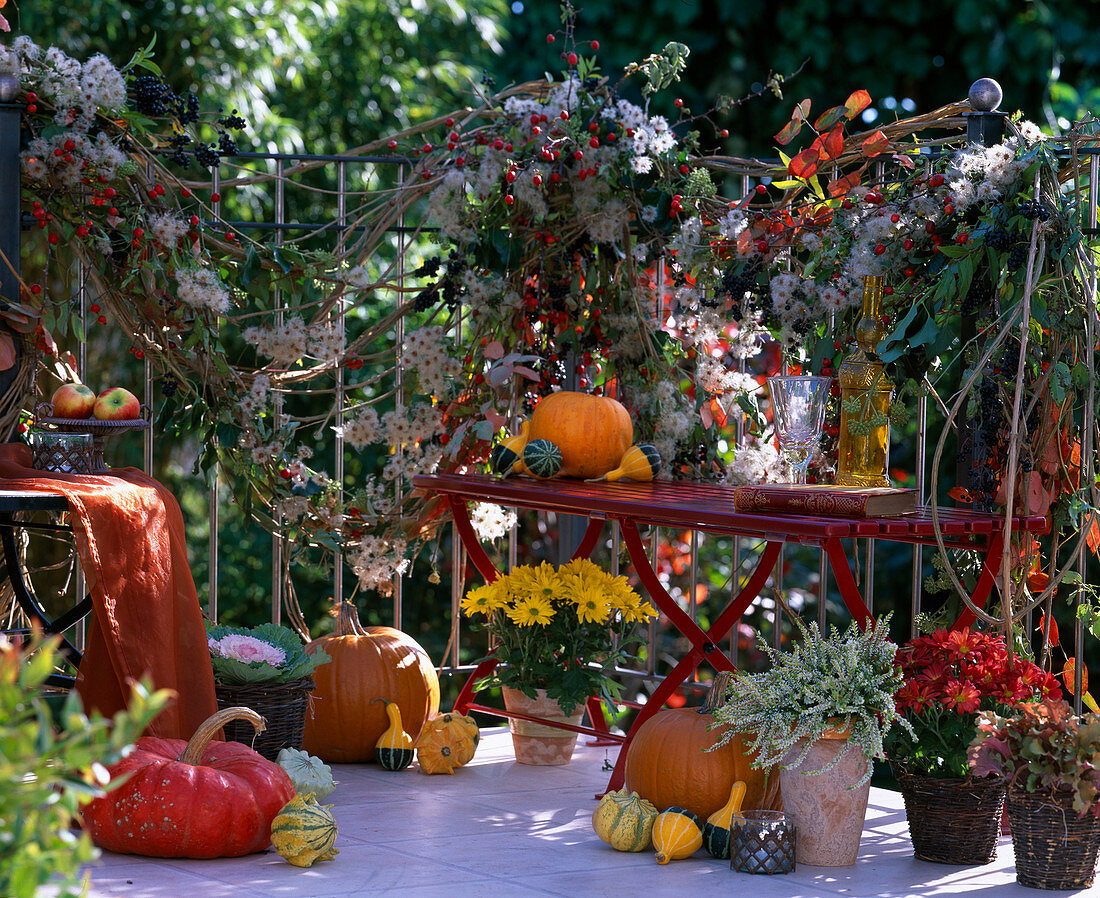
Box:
[1006,783,1100,890]
[214,678,314,761]
[892,762,1006,865]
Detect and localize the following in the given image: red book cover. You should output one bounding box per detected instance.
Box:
[732,485,917,518]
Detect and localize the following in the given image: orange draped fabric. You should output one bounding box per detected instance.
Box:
[0,443,216,739]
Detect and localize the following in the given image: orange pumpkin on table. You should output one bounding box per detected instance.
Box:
[623,675,781,821]
[303,601,440,763]
[497,390,634,480]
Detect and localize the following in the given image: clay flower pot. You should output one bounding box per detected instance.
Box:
[501,687,583,766]
[779,727,870,866]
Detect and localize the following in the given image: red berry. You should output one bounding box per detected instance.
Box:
[590,40,599,50]
[504,194,514,205]
[756,184,767,194]
[533,174,543,186]
[135,350,144,360]
[944,204,954,215]
[590,137,600,148]
[884,286,894,296]
[154,184,165,196]
[210,192,221,202]
[674,98,683,108]
[546,34,555,42]
[133,228,144,239]
[930,174,944,187]
[891,213,900,223]
[574,149,584,160]
[957,232,969,244]
[26,104,37,113]
[189,215,200,226]
[902,238,914,250]
[567,52,578,66]
[387,139,398,150]
[422,143,432,153]
[756,239,768,253]
[719,129,729,138]
[874,244,886,255]
[26,92,36,101]
[560,110,569,120]
[279,468,291,479]
[181,188,192,198]
[63,139,75,152]
[904,268,915,278]
[30,284,41,295]
[445,117,455,127]
[48,233,59,244]
[97,314,107,324]
[76,225,88,237]
[842,198,853,209]
[679,164,689,175]
[925,221,936,234]
[505,170,517,183]
[104,187,116,199]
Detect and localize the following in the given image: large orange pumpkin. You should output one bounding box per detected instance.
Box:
[303,601,440,763]
[526,390,633,479]
[623,675,781,820]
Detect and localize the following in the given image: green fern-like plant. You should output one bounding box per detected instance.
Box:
[709,615,910,786]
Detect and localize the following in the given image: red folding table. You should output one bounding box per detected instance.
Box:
[413,473,1046,794]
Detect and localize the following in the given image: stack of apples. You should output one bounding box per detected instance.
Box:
[51,384,141,421]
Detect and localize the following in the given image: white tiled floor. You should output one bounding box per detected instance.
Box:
[76,728,1100,897]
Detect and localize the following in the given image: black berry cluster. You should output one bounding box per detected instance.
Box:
[984,226,1013,251]
[961,276,993,316]
[1018,199,1051,222]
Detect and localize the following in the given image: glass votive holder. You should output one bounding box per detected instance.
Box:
[29,430,94,474]
[729,810,796,875]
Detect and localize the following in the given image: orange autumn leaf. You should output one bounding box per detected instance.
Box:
[1028,570,1051,594]
[774,99,810,145]
[862,129,890,157]
[709,396,728,429]
[1039,611,1059,648]
[828,171,862,197]
[1063,658,1089,694]
[844,89,873,119]
[787,146,821,180]
[821,123,845,161]
[1086,512,1100,556]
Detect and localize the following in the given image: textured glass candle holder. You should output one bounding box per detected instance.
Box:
[729,810,796,875]
[29,430,94,474]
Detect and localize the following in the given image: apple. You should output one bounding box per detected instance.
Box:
[93,387,141,421]
[51,383,96,419]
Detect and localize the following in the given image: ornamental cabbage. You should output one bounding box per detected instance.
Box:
[276,747,336,800]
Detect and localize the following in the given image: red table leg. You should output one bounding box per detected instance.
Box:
[823,537,874,629]
[951,531,1005,631]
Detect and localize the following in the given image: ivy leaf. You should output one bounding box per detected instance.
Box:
[1050,361,1072,406]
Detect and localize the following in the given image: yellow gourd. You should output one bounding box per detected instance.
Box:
[373,699,415,771]
[591,789,659,852]
[270,792,339,868]
[593,443,662,483]
[702,780,747,859]
[651,807,702,864]
[415,713,478,775]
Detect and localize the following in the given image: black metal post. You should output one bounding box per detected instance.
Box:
[0,77,21,307]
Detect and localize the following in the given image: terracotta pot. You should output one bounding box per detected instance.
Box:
[501,687,583,766]
[779,730,870,866]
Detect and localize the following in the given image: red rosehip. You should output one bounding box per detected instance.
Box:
[567,52,578,66]
[30,284,41,294]
[26,104,37,113]
[930,174,945,187]
[590,137,600,148]
[925,221,936,234]
[504,194,514,205]
[189,215,200,226]
[874,244,886,255]
[63,139,75,152]
[445,117,455,127]
[756,184,767,194]
[135,350,144,360]
[97,314,107,324]
[48,233,59,244]
[891,213,900,223]
[387,139,398,150]
[76,225,88,237]
[574,149,584,160]
[902,238,914,250]
[133,228,144,239]
[104,187,116,199]
[560,110,569,120]
[505,170,517,183]
[533,174,543,186]
[590,40,599,50]
[546,34,555,42]
[679,164,689,175]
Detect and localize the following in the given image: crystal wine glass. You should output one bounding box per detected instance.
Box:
[766,376,832,485]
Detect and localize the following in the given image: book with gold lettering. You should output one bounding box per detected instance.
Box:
[732,484,917,518]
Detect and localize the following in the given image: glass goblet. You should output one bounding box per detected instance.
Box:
[766,376,832,485]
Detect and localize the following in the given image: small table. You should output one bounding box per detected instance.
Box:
[413,473,1046,793]
[0,489,88,677]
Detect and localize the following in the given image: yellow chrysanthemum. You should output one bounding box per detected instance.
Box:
[511,560,561,604]
[461,582,502,617]
[506,595,555,627]
[571,582,611,624]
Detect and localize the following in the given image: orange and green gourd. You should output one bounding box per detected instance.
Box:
[596,443,662,482]
[591,789,659,852]
[489,420,529,475]
[270,792,339,868]
[652,807,703,864]
[702,780,747,859]
[430,712,480,766]
[373,699,415,771]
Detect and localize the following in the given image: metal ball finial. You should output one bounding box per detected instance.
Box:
[968,78,1002,112]
[0,73,19,103]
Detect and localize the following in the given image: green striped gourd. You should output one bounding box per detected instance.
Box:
[270,792,339,867]
[652,807,702,864]
[591,789,659,852]
[519,438,563,479]
[702,779,747,859]
[373,699,415,771]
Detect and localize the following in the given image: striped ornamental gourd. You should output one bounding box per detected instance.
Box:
[652,807,703,864]
[374,700,415,771]
[702,780,747,860]
[591,789,659,852]
[270,792,339,868]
